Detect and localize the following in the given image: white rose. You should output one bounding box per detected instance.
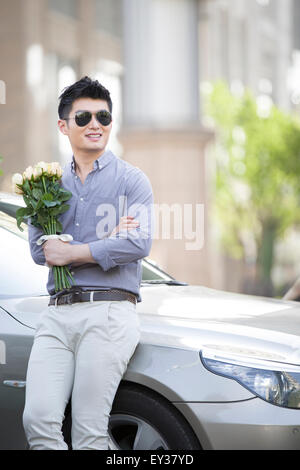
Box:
[50,162,62,177]
[12,173,23,185]
[23,166,34,180]
[11,173,23,194]
[33,165,43,179]
[36,161,48,172]
[54,163,63,177]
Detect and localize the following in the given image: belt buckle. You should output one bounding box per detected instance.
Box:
[52,288,76,306]
[70,289,82,304]
[66,292,74,305]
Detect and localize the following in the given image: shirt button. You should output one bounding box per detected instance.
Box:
[75,222,79,226]
[80,197,84,201]
[71,271,74,275]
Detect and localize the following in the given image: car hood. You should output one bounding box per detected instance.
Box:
[137,284,300,367]
[2,284,300,367]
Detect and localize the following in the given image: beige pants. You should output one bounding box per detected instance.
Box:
[22,300,141,450]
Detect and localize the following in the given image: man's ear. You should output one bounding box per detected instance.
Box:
[58,119,69,135]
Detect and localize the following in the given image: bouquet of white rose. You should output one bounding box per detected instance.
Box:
[12,162,75,292]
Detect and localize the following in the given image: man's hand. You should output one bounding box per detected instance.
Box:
[43,239,73,267]
[110,216,139,236]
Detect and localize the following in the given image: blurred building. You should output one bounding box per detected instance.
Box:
[0,0,298,291]
[199,0,294,111]
[198,0,298,292]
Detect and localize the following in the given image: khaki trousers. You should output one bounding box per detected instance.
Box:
[22,299,140,450]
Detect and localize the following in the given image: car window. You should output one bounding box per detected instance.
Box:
[142,260,173,281]
[0,211,48,296]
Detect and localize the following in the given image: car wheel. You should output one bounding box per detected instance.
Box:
[108,382,202,450]
[59,383,201,450]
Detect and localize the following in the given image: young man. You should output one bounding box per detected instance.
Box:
[22,76,154,450]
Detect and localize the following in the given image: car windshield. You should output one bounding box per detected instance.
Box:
[0,198,185,295]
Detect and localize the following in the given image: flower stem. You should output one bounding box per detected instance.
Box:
[57,266,61,291]
[42,176,47,194]
[53,266,58,290]
[65,266,75,285]
[61,267,66,289]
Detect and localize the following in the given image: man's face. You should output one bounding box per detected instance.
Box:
[58,97,112,157]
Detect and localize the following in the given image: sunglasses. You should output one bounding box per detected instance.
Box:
[64,109,112,127]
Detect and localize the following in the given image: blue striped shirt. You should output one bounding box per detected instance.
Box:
[28,149,154,302]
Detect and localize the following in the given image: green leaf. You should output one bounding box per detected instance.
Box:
[22,179,30,194]
[58,204,70,215]
[32,188,43,200]
[16,207,30,218]
[58,189,72,202]
[56,220,63,233]
[49,204,69,217]
[37,213,48,227]
[16,217,24,231]
[41,192,59,207]
[35,199,43,211]
[43,200,58,207]
[42,193,53,201]
[16,207,32,231]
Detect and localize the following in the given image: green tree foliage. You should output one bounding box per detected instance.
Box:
[203,80,300,292]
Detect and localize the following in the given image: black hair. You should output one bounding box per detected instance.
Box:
[58,75,113,119]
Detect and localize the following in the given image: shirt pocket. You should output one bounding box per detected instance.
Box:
[90,197,120,240]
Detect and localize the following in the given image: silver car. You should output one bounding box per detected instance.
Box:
[0,191,300,450]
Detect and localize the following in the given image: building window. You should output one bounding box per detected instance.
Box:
[293,0,300,50]
[219,8,229,80]
[95,0,123,38]
[45,53,79,165]
[48,0,78,19]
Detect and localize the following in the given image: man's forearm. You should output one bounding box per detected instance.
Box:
[42,239,96,267]
[69,243,97,265]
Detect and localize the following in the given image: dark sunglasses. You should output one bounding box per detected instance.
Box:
[64,109,112,127]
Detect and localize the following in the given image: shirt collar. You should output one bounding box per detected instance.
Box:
[70,149,115,174]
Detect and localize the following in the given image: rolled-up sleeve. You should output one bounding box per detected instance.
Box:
[28,219,47,266]
[88,169,154,271]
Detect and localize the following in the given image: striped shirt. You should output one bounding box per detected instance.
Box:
[28,149,154,302]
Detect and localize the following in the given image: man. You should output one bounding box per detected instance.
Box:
[22,76,154,450]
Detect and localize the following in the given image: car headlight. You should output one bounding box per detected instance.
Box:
[200,349,300,409]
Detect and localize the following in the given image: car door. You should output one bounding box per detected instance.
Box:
[0,211,48,449]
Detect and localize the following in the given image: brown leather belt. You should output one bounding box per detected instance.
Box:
[48,288,137,306]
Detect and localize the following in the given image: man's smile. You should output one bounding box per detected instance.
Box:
[85,132,103,141]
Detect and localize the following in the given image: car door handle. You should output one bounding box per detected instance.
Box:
[3,380,26,388]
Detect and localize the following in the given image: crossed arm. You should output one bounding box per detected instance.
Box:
[28,170,154,271]
[42,216,140,267]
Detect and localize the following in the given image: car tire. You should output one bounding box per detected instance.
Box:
[59,382,202,450]
[109,382,202,450]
